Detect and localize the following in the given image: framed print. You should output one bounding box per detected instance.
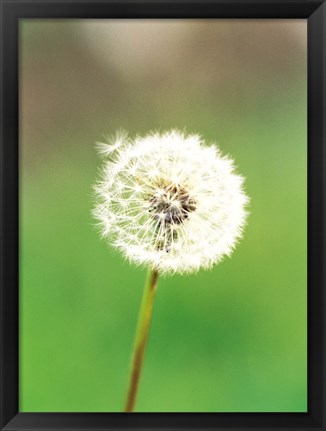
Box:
[0,0,325,430]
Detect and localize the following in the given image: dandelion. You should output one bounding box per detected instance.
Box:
[92,129,249,412]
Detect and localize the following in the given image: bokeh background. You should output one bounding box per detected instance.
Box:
[20,19,307,412]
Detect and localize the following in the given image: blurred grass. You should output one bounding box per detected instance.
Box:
[20,20,307,412]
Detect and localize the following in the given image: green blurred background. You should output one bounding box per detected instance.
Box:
[20,19,307,412]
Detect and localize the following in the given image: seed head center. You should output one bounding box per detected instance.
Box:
[148,182,196,225]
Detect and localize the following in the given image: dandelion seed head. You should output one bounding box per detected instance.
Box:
[93,129,249,275]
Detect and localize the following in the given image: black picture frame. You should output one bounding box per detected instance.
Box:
[1,1,325,430]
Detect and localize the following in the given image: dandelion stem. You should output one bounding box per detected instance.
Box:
[124,268,159,412]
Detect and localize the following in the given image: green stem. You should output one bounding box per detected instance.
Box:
[124,268,159,412]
